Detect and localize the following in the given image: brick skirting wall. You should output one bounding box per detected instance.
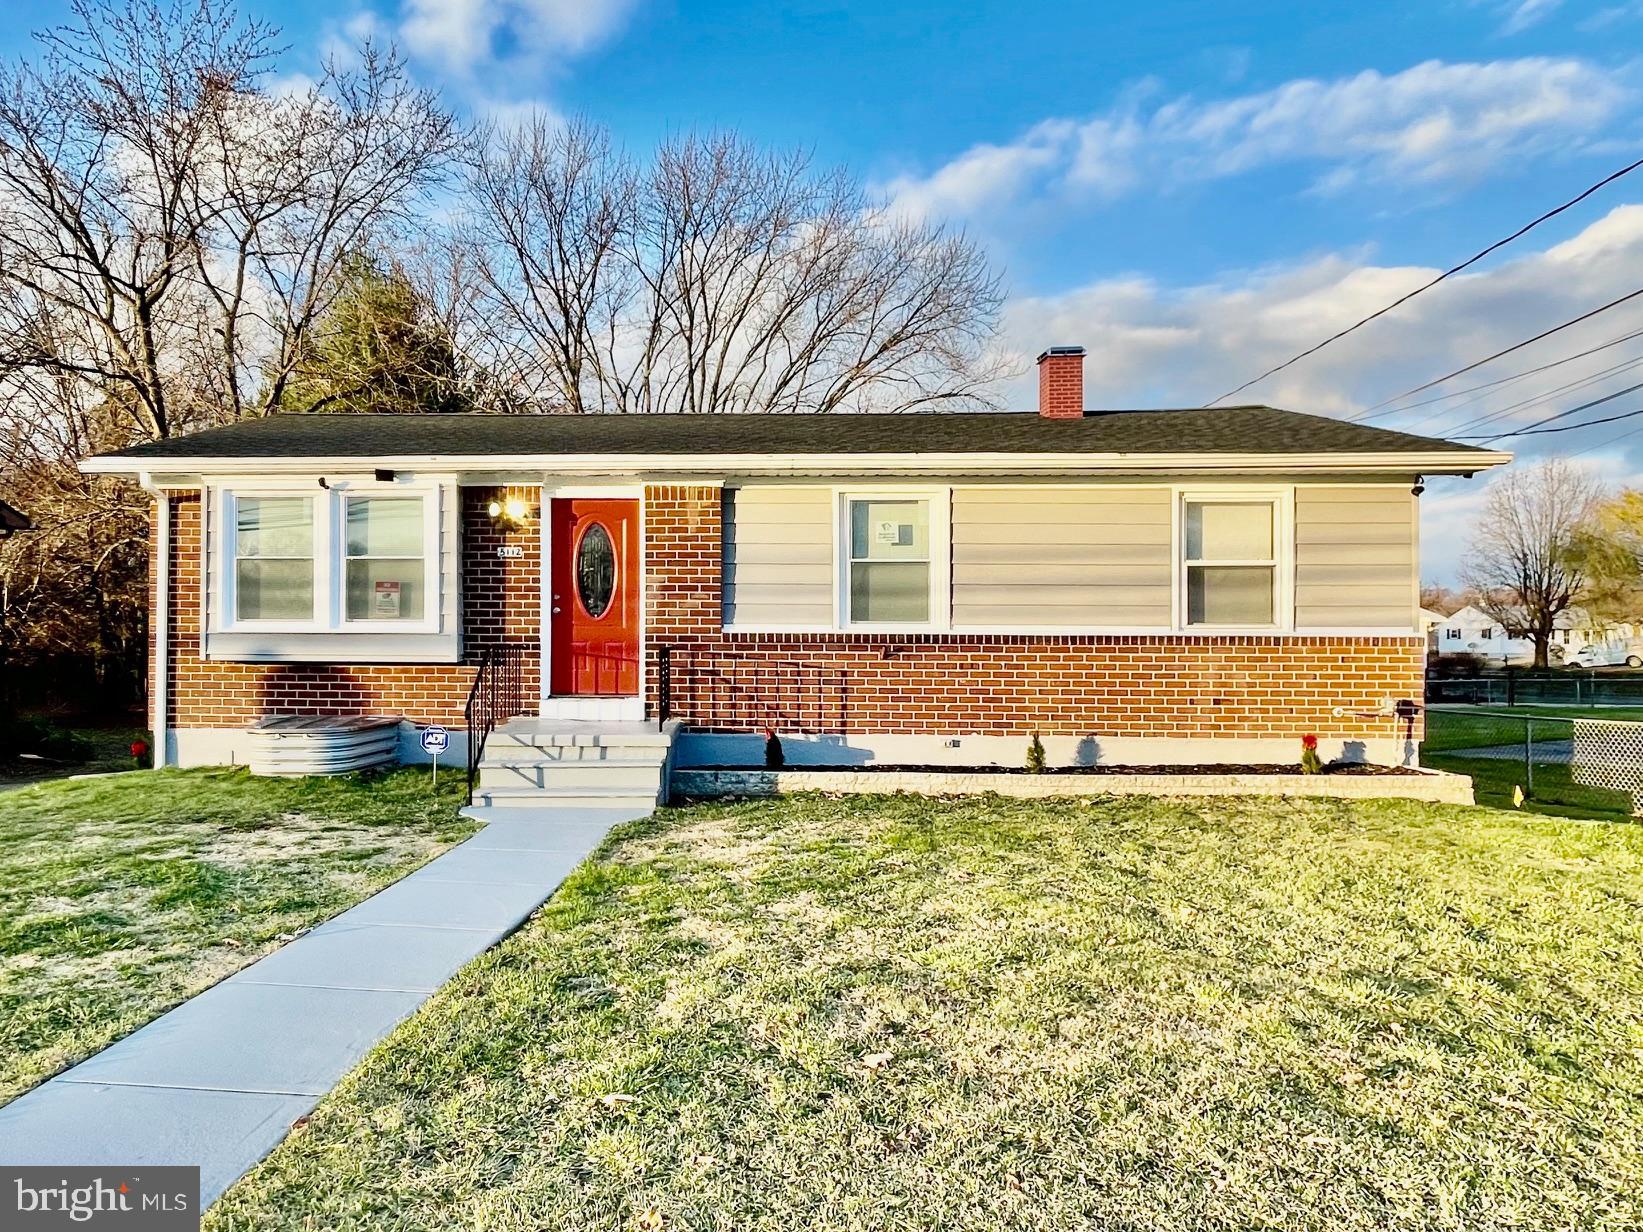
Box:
[642,484,1425,743]
[156,486,541,730]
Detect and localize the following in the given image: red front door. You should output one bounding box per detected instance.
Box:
[549,499,640,696]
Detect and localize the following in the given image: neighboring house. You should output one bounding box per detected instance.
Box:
[1419,606,1448,654]
[1431,603,1641,664]
[82,347,1510,780]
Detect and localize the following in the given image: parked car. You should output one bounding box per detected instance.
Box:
[1568,642,1643,669]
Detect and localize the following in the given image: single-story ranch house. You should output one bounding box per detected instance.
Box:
[83,348,1510,805]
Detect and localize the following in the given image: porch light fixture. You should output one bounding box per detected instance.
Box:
[487,497,530,532]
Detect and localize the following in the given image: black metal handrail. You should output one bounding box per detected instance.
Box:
[657,645,672,729]
[464,644,525,805]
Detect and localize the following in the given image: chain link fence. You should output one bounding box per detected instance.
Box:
[1423,707,1643,819]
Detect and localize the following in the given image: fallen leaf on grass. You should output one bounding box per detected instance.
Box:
[1339,1069,1366,1086]
[634,1207,667,1229]
[599,1093,640,1111]
[861,1051,893,1071]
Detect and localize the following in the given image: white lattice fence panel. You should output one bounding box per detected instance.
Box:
[1572,719,1643,814]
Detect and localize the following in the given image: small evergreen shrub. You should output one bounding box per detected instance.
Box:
[764,728,785,769]
[1026,732,1047,774]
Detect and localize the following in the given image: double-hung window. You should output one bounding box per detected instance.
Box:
[1182,498,1279,627]
[218,484,440,636]
[234,496,315,622]
[845,496,938,626]
[1445,627,1460,641]
[344,496,426,623]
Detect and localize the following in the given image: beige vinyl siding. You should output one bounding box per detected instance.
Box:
[1294,485,1415,629]
[951,487,1173,627]
[723,486,834,626]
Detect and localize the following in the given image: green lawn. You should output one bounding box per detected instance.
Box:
[0,766,473,1104]
[1423,704,1643,754]
[209,793,1643,1231]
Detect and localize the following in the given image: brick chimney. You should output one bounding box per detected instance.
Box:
[1037,346,1085,418]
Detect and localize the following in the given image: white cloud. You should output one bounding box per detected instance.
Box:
[880,58,1632,221]
[988,204,1643,581]
[397,0,641,80]
[1497,0,1566,35]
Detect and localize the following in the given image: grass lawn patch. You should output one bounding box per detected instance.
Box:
[1422,752,1638,823]
[0,766,472,1104]
[1423,704,1643,754]
[210,794,1643,1231]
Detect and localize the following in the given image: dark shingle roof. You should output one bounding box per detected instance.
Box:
[93,407,1491,461]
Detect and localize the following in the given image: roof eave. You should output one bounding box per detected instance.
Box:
[80,448,1512,479]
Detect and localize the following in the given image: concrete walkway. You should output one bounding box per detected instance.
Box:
[0,806,644,1206]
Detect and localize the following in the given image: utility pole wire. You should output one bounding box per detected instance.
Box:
[1458,379,1643,440]
[1202,153,1643,408]
[1351,323,1643,424]
[1355,285,1643,415]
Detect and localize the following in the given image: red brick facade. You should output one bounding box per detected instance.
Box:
[155,480,1424,746]
[156,486,540,730]
[641,484,1425,743]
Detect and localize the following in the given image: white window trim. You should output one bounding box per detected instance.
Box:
[225,491,319,628]
[212,479,443,637]
[1172,486,1294,633]
[335,492,441,633]
[835,487,952,632]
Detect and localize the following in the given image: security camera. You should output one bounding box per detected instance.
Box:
[1411,475,1425,497]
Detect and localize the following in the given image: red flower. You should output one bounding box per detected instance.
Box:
[130,739,149,757]
[1300,733,1319,750]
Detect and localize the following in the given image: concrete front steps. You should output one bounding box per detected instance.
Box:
[469,718,679,812]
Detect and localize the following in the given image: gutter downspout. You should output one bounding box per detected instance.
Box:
[140,474,171,769]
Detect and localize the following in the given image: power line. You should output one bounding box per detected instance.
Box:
[1203,153,1643,407]
[1351,324,1643,424]
[1441,351,1643,437]
[1355,285,1643,416]
[1488,402,1643,438]
[1570,421,1643,458]
[1457,379,1643,440]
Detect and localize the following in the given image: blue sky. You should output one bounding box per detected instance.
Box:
[5,0,1643,579]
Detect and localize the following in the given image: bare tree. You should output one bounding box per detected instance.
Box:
[0,0,461,711]
[0,0,462,440]
[1460,459,1606,668]
[464,119,1007,414]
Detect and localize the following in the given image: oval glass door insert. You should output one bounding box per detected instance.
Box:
[575,522,617,618]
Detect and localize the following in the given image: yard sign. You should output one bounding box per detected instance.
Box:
[421,725,449,785]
